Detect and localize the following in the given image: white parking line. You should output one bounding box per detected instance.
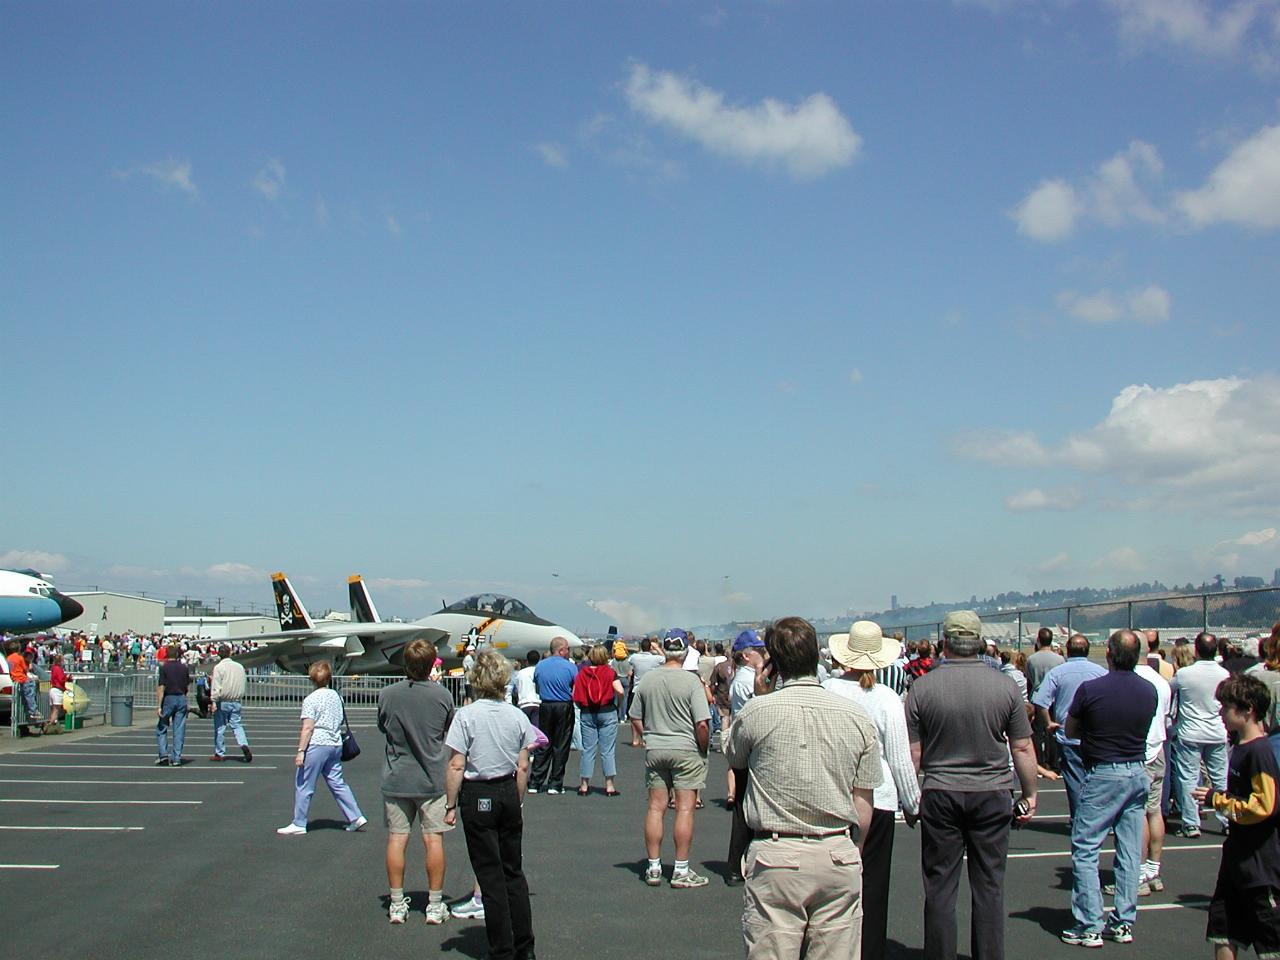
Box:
[0,764,277,770]
[1137,901,1210,911]
[1008,843,1220,859]
[0,779,243,785]
[0,864,58,870]
[13,752,296,758]
[0,799,201,805]
[0,825,144,832]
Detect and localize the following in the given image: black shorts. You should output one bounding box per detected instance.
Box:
[1207,880,1280,959]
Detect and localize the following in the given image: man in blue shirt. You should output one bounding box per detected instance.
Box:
[1031,634,1106,820]
[529,636,577,794]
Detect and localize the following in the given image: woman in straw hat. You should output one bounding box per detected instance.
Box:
[823,620,922,960]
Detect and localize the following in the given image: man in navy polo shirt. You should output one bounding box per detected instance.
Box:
[1060,629,1158,949]
[529,636,577,795]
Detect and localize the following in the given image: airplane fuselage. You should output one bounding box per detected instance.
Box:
[0,570,85,634]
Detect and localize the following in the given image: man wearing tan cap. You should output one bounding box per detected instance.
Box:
[907,610,1038,960]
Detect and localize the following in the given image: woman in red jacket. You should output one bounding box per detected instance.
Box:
[573,644,625,797]
[45,654,67,733]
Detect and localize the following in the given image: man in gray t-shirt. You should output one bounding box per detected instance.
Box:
[906,611,1038,960]
[628,630,711,888]
[1026,628,1065,773]
[627,637,665,746]
[377,640,456,924]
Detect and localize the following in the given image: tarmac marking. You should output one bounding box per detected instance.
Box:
[0,764,277,770]
[0,779,244,785]
[0,864,58,870]
[0,799,202,805]
[1137,901,1210,911]
[1007,843,1220,859]
[0,825,145,832]
[12,752,298,758]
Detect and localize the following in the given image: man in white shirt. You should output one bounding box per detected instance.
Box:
[1127,658,1172,894]
[1169,632,1230,838]
[627,638,665,747]
[513,649,541,727]
[209,645,252,763]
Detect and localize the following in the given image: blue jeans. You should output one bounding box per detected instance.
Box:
[578,708,618,780]
[156,695,188,763]
[1171,738,1228,831]
[213,700,249,756]
[292,744,363,827]
[18,679,40,719]
[1070,761,1149,930]
[1058,741,1085,819]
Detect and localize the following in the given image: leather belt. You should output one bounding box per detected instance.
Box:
[752,829,847,841]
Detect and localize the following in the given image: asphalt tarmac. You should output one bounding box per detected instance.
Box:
[0,709,1220,959]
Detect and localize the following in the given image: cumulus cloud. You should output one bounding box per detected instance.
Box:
[1056,284,1171,324]
[534,141,568,168]
[1011,141,1164,241]
[848,367,864,385]
[1004,487,1085,512]
[623,62,861,179]
[587,598,660,635]
[385,214,402,236]
[1092,545,1146,575]
[1177,123,1280,229]
[1107,0,1280,69]
[205,562,266,584]
[960,376,1280,511]
[0,550,69,575]
[253,158,285,200]
[1031,552,1072,576]
[1217,527,1278,549]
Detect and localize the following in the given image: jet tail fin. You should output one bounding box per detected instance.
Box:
[271,572,313,632]
[348,575,381,624]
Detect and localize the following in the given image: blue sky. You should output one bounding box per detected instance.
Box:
[4,1,1279,632]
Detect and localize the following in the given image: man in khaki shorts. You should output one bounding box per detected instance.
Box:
[629,628,712,889]
[377,639,457,924]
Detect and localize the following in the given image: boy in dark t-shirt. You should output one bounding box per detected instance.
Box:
[1194,673,1280,960]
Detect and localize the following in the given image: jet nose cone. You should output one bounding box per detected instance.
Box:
[55,592,83,623]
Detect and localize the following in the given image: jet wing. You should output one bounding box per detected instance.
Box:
[228,622,451,667]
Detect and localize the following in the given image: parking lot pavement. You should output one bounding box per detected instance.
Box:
[2,709,1220,959]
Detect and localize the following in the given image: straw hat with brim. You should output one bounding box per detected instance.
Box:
[828,620,901,672]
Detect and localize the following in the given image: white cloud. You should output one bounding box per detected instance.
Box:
[1176,123,1280,229]
[385,214,402,236]
[1004,487,1084,512]
[1092,545,1146,575]
[1031,552,1072,576]
[1218,527,1278,549]
[623,62,861,179]
[137,158,197,197]
[1012,179,1082,241]
[253,158,285,200]
[959,376,1280,511]
[1108,0,1280,69]
[848,367,864,385]
[1012,141,1164,241]
[534,142,568,169]
[0,550,69,575]
[205,562,266,584]
[1056,284,1171,324]
[587,598,660,635]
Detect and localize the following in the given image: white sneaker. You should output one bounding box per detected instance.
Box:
[424,901,450,925]
[345,815,368,832]
[388,898,410,924]
[276,823,306,836]
[451,897,485,920]
[547,788,561,795]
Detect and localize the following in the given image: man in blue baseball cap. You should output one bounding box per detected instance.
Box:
[722,629,769,886]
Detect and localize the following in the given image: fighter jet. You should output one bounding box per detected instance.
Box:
[231,572,582,675]
[0,568,84,633]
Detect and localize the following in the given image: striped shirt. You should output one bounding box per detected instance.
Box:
[875,663,909,697]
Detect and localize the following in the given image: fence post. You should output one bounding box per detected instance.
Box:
[1066,605,1073,637]
[1203,594,1210,633]
[1127,601,1134,630]
[1016,613,1023,652]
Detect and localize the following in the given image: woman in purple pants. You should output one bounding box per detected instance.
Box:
[278,661,367,836]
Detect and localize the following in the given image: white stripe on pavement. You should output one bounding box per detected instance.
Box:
[12,752,296,758]
[0,764,276,770]
[0,826,144,832]
[0,798,201,805]
[0,779,243,785]
[1137,901,1210,911]
[1008,843,1220,859]
[0,864,58,870]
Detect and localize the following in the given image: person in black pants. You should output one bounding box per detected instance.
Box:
[529,637,577,794]
[445,652,539,960]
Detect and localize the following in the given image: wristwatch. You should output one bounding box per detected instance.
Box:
[445,804,457,812]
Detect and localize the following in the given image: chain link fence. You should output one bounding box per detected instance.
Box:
[885,586,1280,651]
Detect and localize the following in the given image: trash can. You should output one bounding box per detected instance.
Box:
[110,694,134,727]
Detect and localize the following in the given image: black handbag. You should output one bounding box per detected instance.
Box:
[340,702,361,762]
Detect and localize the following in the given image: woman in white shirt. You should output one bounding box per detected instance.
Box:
[278,660,366,835]
[823,621,921,960]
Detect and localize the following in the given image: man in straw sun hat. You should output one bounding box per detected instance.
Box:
[824,620,922,960]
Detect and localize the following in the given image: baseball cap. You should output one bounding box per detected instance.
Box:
[942,610,982,638]
[731,629,764,653]
[662,628,689,652]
